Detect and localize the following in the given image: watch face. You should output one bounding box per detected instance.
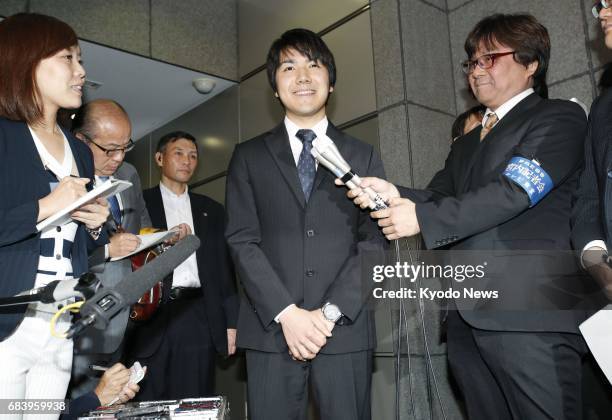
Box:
[324,304,341,321]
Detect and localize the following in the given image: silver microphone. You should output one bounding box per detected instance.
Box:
[311,136,388,210]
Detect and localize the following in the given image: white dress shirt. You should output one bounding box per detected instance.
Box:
[482,87,535,128]
[160,181,200,288]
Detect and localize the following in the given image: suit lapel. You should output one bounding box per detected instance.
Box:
[264,123,307,208]
[190,193,208,249]
[459,93,542,192]
[150,186,168,229]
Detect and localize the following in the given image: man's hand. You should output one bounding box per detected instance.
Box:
[94,363,140,406]
[71,197,110,229]
[583,246,612,300]
[227,328,237,356]
[109,233,142,258]
[279,306,332,361]
[337,177,400,209]
[166,223,192,244]
[371,197,420,240]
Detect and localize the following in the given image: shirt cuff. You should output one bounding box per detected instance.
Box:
[274,304,296,323]
[104,244,110,260]
[581,240,608,269]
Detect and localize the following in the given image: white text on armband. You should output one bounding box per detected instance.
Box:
[502,156,553,207]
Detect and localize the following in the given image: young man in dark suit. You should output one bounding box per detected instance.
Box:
[348,14,591,420]
[225,29,386,420]
[572,1,612,300]
[124,131,238,400]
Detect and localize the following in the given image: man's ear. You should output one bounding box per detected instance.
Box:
[526,60,538,78]
[74,132,86,142]
[155,152,163,168]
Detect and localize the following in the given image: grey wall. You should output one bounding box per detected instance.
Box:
[0,0,238,80]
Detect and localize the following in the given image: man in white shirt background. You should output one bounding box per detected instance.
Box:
[124,131,238,401]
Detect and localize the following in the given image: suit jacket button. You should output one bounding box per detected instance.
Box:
[306,270,315,277]
[306,230,315,237]
[56,226,61,232]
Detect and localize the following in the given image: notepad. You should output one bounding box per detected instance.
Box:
[36,179,132,232]
[110,230,177,261]
[579,304,612,385]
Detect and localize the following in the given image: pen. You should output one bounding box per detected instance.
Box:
[89,364,109,372]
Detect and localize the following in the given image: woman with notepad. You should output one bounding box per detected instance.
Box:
[0,13,109,414]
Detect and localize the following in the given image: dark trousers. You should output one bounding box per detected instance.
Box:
[127,294,216,401]
[446,310,587,420]
[245,349,372,420]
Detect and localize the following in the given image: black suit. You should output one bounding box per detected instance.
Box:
[225,121,386,420]
[399,94,591,419]
[124,186,238,400]
[572,87,612,251]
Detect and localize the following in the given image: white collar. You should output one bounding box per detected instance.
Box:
[284,116,329,140]
[160,181,188,199]
[483,87,534,126]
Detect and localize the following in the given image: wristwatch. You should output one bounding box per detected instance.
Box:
[322,302,342,323]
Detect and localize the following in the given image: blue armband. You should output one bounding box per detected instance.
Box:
[502,156,553,207]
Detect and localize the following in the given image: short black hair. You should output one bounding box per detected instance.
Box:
[465,14,550,98]
[156,131,198,154]
[266,28,336,93]
[452,105,486,139]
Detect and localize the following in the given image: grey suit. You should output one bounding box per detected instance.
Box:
[69,162,152,398]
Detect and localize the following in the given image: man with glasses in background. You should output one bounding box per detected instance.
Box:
[68,99,152,400]
[347,14,591,419]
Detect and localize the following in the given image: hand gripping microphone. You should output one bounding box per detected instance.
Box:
[66,234,201,339]
[311,135,388,210]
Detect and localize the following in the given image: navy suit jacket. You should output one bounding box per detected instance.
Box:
[0,117,107,340]
[225,122,386,353]
[399,94,594,333]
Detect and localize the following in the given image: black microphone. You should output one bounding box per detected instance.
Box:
[66,235,201,339]
[0,273,101,308]
[37,272,101,303]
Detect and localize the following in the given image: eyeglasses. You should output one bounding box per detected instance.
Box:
[80,133,135,157]
[461,51,516,75]
[593,0,611,18]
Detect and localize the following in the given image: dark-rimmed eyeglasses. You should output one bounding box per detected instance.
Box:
[461,51,517,75]
[80,133,135,157]
[593,0,611,18]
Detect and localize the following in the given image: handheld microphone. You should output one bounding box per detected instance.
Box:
[66,235,201,339]
[311,136,388,210]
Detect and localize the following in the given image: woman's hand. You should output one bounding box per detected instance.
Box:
[37,177,89,222]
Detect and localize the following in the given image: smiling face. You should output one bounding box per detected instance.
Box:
[274,48,333,127]
[35,45,85,117]
[468,41,537,110]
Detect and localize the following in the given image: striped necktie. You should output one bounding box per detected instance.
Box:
[480,113,498,141]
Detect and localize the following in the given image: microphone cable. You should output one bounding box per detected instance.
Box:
[406,241,448,420]
[50,301,84,338]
